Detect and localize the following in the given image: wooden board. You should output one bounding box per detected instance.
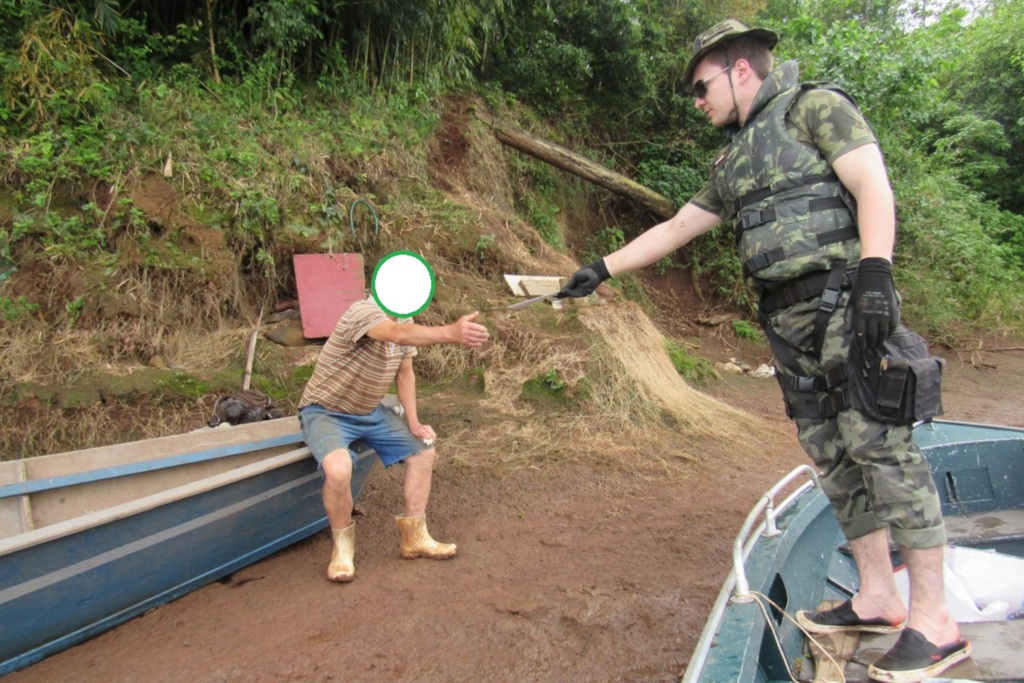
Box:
[0,419,306,534]
[0,461,31,538]
[502,274,565,297]
[807,601,860,683]
[293,253,365,338]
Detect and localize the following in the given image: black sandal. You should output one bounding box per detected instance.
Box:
[795,599,905,634]
[867,628,971,682]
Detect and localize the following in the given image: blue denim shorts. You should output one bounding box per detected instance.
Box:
[299,403,430,467]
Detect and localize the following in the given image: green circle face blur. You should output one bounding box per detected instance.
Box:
[371,251,435,317]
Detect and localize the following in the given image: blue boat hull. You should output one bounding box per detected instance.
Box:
[0,424,377,675]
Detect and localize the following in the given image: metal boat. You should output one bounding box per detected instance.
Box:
[0,417,376,675]
[683,419,1024,682]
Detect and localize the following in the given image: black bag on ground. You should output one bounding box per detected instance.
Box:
[209,389,284,427]
[848,326,944,425]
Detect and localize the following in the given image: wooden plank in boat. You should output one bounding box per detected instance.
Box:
[945,508,1024,544]
[806,600,860,683]
[0,460,31,538]
[22,417,303,480]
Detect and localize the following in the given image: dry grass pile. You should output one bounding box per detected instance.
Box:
[578,301,756,442]
[430,299,765,478]
[0,256,254,384]
[477,313,588,416]
[0,306,250,385]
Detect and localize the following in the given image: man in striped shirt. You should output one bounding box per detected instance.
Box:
[298,296,489,582]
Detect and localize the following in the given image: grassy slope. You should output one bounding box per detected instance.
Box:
[0,89,738,461]
[2,81,1021,460]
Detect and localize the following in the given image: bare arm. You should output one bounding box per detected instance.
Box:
[603,202,723,276]
[366,312,489,348]
[395,356,433,440]
[395,356,418,424]
[836,142,901,348]
[831,143,896,261]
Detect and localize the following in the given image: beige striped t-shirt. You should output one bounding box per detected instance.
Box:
[299,298,417,415]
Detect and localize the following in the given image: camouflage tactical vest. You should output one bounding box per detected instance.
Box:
[709,63,861,289]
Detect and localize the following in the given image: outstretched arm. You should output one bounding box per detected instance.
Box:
[560,202,722,298]
[606,202,723,276]
[367,312,489,348]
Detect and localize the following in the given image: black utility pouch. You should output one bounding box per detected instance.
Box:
[849,326,944,425]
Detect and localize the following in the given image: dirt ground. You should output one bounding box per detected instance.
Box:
[8,340,1024,683]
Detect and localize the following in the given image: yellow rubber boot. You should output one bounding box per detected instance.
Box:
[327,522,355,582]
[395,514,457,559]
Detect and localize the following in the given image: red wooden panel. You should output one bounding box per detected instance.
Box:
[293,253,366,338]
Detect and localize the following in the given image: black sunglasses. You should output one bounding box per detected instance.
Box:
[693,65,733,99]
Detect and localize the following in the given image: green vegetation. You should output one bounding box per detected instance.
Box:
[1,296,39,323]
[664,339,719,386]
[732,320,763,342]
[0,0,1022,384]
[521,369,573,407]
[158,372,209,400]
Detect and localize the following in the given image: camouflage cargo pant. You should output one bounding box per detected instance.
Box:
[762,290,945,550]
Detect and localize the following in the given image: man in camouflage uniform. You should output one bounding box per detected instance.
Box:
[558,19,968,682]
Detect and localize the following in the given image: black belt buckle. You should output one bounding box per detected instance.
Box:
[819,286,840,314]
[795,376,817,392]
[741,210,764,229]
[826,388,850,413]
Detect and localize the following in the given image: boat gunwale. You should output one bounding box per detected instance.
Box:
[0,446,313,557]
[681,466,827,683]
[0,432,305,501]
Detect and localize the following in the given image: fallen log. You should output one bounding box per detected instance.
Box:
[474,110,676,219]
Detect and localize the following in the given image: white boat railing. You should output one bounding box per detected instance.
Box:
[681,465,820,683]
[731,464,819,602]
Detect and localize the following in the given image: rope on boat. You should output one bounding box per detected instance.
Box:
[749,590,847,683]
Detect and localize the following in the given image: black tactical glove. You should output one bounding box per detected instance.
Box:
[850,257,899,349]
[557,259,611,299]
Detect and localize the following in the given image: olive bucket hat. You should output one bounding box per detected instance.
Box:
[682,19,779,93]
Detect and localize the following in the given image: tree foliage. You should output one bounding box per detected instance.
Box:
[940,0,1024,212]
[0,0,1022,336]
[481,0,660,119]
[1,2,117,128]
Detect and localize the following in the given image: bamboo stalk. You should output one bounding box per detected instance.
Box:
[242,303,265,391]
